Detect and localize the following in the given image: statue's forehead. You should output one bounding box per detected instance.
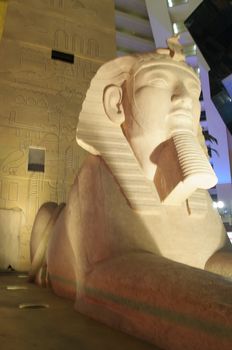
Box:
[130,60,200,84]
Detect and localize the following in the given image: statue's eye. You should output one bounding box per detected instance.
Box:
[149,78,169,88]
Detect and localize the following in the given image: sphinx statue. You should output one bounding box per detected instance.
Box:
[30,37,232,350]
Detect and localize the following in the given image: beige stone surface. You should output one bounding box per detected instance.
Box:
[4,1,115,61]
[0,39,100,91]
[0,207,23,269]
[30,202,64,284]
[77,40,217,209]
[14,0,115,30]
[205,250,232,277]
[78,253,232,350]
[0,0,116,269]
[29,40,232,349]
[42,155,232,350]
[0,0,7,40]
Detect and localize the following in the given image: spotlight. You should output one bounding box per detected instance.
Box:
[217,201,225,209]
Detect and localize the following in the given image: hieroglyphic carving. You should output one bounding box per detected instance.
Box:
[60,118,77,139]
[58,188,66,203]
[0,179,20,207]
[48,111,61,132]
[53,30,100,57]
[20,48,47,73]
[0,0,115,270]
[3,42,100,89]
[87,39,100,57]
[8,182,19,201]
[54,29,69,51]
[37,97,49,109]
[28,181,39,215]
[50,0,85,9]
[27,96,37,107]
[72,33,84,54]
[15,92,49,110]
[50,0,64,8]
[17,223,31,270]
[47,181,58,202]
[71,0,85,9]
[56,86,83,104]
[8,109,57,135]
[62,140,79,181]
[82,60,99,80]
[0,82,63,134]
[27,174,43,226]
[65,145,74,170]
[55,86,77,102]
[54,59,98,82]
[0,149,26,176]
[0,180,7,207]
[62,63,75,78]
[20,130,46,152]
[15,95,26,105]
[9,111,16,125]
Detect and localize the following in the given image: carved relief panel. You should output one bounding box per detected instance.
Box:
[4,2,116,61]
[13,0,114,29]
[0,0,116,269]
[0,40,101,92]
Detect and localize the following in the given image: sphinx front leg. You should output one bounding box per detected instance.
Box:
[205,247,232,279]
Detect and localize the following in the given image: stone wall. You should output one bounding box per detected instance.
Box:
[0,0,116,270]
[0,0,7,40]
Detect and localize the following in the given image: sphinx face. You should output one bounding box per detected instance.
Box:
[122,64,201,181]
[122,63,217,204]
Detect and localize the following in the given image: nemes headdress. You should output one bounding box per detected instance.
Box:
[130,36,198,79]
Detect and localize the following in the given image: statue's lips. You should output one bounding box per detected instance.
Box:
[168,110,194,132]
[168,110,193,119]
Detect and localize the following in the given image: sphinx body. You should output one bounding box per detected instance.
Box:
[30,39,232,350]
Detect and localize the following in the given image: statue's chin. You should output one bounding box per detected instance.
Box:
[153,132,217,206]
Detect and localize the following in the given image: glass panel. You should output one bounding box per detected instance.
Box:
[28,148,45,172]
[172,22,186,34]
[183,44,197,56]
[167,0,188,8]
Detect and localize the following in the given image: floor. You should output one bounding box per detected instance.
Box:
[0,272,160,350]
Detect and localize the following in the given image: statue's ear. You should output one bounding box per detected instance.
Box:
[103,85,125,125]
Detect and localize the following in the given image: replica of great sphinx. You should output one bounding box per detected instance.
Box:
[30,37,232,350]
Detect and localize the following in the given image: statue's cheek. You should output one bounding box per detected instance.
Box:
[134,87,171,118]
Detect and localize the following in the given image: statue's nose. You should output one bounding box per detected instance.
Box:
[171,85,193,109]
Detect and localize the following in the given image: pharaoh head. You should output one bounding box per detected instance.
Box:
[76,37,217,211]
